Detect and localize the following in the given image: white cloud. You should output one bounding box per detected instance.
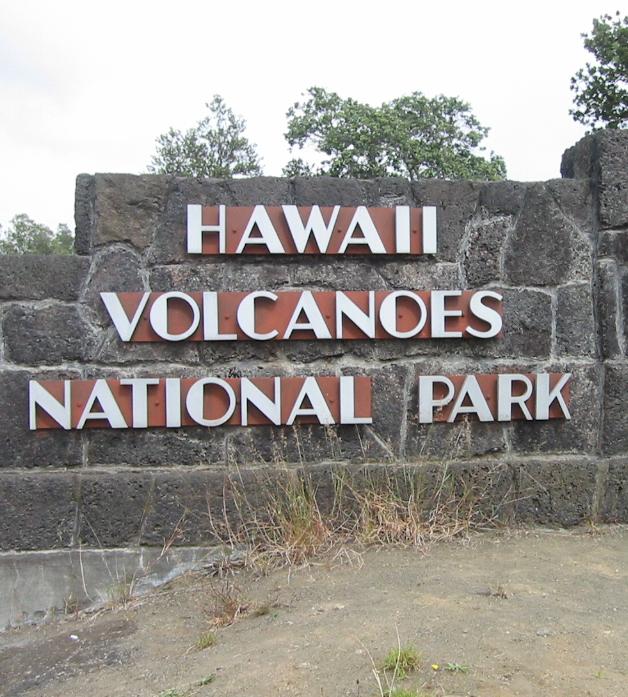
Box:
[0,0,612,229]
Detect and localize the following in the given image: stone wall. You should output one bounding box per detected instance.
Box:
[1,130,627,569]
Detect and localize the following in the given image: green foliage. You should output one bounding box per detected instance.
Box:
[195,630,217,650]
[0,214,74,255]
[148,95,263,177]
[283,87,506,180]
[381,645,421,679]
[570,12,628,130]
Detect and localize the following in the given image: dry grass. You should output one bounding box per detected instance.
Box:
[206,460,508,575]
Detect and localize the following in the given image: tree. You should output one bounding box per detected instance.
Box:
[570,12,627,130]
[0,214,74,255]
[148,95,263,177]
[283,87,506,180]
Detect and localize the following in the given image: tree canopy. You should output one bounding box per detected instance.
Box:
[570,12,628,130]
[148,95,263,177]
[0,214,74,255]
[283,87,506,180]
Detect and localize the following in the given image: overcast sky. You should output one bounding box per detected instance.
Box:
[0,0,619,231]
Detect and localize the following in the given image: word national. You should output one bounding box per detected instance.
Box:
[29,376,372,430]
[186,204,437,255]
[101,289,503,342]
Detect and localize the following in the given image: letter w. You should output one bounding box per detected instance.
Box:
[282,205,340,253]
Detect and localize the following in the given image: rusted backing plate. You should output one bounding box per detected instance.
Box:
[112,290,502,342]
[199,206,426,255]
[31,376,372,430]
[429,373,571,422]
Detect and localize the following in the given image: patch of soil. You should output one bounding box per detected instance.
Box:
[1,526,627,697]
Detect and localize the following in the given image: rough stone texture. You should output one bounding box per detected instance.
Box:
[412,180,481,262]
[2,130,628,559]
[602,362,628,455]
[3,304,97,365]
[597,259,621,359]
[462,213,511,286]
[91,174,171,249]
[555,283,596,357]
[510,363,602,455]
[0,370,83,469]
[513,458,597,525]
[561,130,628,229]
[0,256,89,301]
[0,472,78,550]
[503,184,592,287]
[600,458,628,522]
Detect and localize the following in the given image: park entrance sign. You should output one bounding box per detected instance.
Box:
[3,130,628,627]
[27,203,572,432]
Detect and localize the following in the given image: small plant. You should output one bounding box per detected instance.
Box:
[384,689,429,697]
[158,689,187,697]
[444,662,469,673]
[381,645,421,679]
[197,674,216,686]
[195,631,217,650]
[206,579,249,626]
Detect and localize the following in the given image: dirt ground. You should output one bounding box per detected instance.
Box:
[1,526,627,697]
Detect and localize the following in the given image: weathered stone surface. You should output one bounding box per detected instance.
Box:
[377,261,460,289]
[364,178,414,206]
[487,288,552,359]
[77,470,154,546]
[600,458,628,522]
[0,369,83,468]
[511,363,602,455]
[74,173,95,254]
[3,304,97,365]
[513,459,597,525]
[597,259,621,359]
[599,230,628,262]
[503,184,592,286]
[561,130,628,228]
[0,256,89,301]
[147,177,292,264]
[412,180,480,262]
[478,180,528,216]
[0,472,78,550]
[87,429,226,467]
[82,246,145,324]
[462,213,511,286]
[556,283,596,356]
[92,173,171,249]
[93,330,200,365]
[292,177,366,205]
[597,131,628,228]
[602,363,628,455]
[546,178,596,239]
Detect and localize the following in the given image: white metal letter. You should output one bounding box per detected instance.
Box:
[339,376,372,424]
[237,291,279,340]
[338,207,386,254]
[466,291,503,339]
[235,205,284,254]
[187,204,225,254]
[431,290,463,338]
[448,375,493,422]
[498,374,533,421]
[336,291,376,339]
[100,292,150,342]
[535,373,571,420]
[379,291,427,338]
[150,292,201,342]
[284,291,332,339]
[29,381,71,430]
[120,378,159,428]
[418,376,455,424]
[287,378,335,425]
[77,380,127,429]
[240,378,281,425]
[282,205,339,253]
[186,378,236,427]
